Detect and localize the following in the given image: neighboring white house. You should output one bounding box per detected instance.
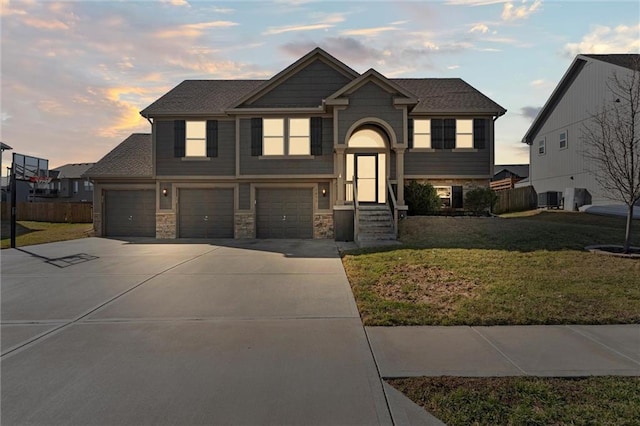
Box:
[522,54,640,207]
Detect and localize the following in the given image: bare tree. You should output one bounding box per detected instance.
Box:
[582,56,640,253]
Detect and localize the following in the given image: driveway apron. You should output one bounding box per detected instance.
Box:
[1,238,392,425]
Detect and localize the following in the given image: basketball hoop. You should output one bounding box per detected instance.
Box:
[29,175,52,189]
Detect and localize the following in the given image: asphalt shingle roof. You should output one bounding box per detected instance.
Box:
[140,77,505,116]
[582,54,640,71]
[84,133,152,178]
[392,78,506,114]
[493,164,529,178]
[140,80,265,117]
[52,163,95,179]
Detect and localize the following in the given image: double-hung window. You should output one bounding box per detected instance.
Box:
[559,131,567,150]
[413,119,431,148]
[262,118,310,156]
[263,118,286,155]
[538,138,546,155]
[186,121,206,157]
[456,119,473,148]
[288,118,310,155]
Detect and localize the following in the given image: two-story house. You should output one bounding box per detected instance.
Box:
[86,48,505,241]
[48,163,95,202]
[522,54,640,208]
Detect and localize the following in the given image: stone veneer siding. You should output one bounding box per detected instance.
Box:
[235,213,255,238]
[313,213,334,239]
[156,212,176,239]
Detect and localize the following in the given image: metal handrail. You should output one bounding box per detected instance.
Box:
[386,178,398,238]
[352,176,359,241]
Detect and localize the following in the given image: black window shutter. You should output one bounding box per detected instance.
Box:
[251,118,263,156]
[444,119,456,149]
[452,186,463,209]
[174,120,186,157]
[473,118,487,149]
[310,117,323,156]
[407,118,414,148]
[431,119,443,149]
[206,120,218,157]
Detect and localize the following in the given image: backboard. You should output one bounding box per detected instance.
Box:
[12,153,49,181]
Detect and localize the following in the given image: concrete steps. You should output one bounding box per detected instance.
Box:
[357,205,396,242]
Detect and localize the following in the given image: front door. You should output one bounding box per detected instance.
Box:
[355,154,378,203]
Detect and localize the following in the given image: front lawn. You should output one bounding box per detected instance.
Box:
[389,376,640,426]
[342,211,640,325]
[1,221,93,249]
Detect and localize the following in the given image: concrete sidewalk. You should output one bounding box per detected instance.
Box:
[367,325,640,378]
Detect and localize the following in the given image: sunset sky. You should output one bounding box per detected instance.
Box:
[1,0,639,172]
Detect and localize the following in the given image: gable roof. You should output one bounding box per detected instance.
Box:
[141,80,264,118]
[393,78,506,115]
[139,48,506,117]
[493,164,529,178]
[326,68,418,105]
[231,47,360,108]
[522,53,640,144]
[581,54,640,71]
[51,163,96,179]
[84,133,152,178]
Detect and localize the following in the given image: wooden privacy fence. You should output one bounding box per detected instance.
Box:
[490,177,521,191]
[0,202,93,223]
[494,186,537,214]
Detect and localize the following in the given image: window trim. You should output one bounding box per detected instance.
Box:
[413,118,431,148]
[455,119,474,149]
[538,138,546,156]
[185,121,207,157]
[559,130,568,150]
[434,185,452,208]
[261,117,312,157]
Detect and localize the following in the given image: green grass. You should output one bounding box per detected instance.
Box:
[388,376,640,426]
[1,221,93,249]
[342,211,640,325]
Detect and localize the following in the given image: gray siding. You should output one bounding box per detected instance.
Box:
[239,118,333,175]
[248,60,352,108]
[389,151,396,180]
[405,150,491,176]
[239,183,251,210]
[338,82,404,145]
[159,183,172,209]
[318,182,330,210]
[57,179,93,202]
[155,120,235,176]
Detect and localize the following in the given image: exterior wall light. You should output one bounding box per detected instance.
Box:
[162,188,168,197]
[322,188,326,197]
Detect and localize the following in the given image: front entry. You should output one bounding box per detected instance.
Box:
[355,154,378,203]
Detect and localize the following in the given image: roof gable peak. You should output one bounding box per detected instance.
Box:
[232,47,360,108]
[326,68,418,104]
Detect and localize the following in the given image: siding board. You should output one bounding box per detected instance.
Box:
[239,118,334,175]
[338,82,403,145]
[404,150,490,176]
[247,60,352,108]
[156,120,235,176]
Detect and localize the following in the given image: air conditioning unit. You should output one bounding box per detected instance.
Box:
[538,191,562,208]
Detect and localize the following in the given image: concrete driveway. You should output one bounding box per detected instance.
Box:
[1,238,392,425]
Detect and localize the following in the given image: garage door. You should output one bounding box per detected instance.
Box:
[178,188,234,238]
[256,188,313,239]
[104,190,156,237]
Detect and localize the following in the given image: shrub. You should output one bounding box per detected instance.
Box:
[404,181,441,215]
[465,187,498,215]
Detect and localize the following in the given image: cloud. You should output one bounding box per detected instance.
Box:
[263,13,344,35]
[469,23,489,33]
[501,0,542,21]
[37,100,70,116]
[23,17,69,30]
[160,0,190,6]
[447,65,460,70]
[564,24,640,57]
[341,26,399,37]
[446,0,507,5]
[521,106,541,120]
[155,21,239,38]
[281,37,381,65]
